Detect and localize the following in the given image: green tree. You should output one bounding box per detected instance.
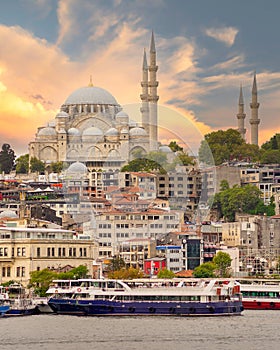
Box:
[15,154,29,174]
[0,143,16,173]
[213,251,232,277]
[260,149,280,164]
[157,269,176,278]
[193,262,216,278]
[213,183,263,221]
[108,267,144,279]
[29,268,57,296]
[199,129,251,165]
[107,256,126,272]
[168,141,183,152]
[30,157,45,173]
[50,161,64,173]
[261,133,280,151]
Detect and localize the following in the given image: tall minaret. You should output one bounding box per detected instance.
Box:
[140,49,149,135]
[237,84,246,140]
[148,31,159,150]
[250,72,260,145]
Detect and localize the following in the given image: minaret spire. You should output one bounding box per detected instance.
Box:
[148,31,159,150]
[237,84,246,140]
[140,49,149,134]
[249,71,260,145]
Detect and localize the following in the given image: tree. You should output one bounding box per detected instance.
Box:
[0,143,16,173]
[15,154,29,174]
[50,161,64,173]
[168,141,183,152]
[193,262,216,278]
[213,251,232,277]
[29,268,57,296]
[108,267,144,279]
[260,150,280,164]
[157,269,176,278]
[198,129,256,165]
[261,133,280,151]
[106,256,126,272]
[30,157,45,173]
[213,182,264,221]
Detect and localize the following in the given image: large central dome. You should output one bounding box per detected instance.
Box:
[64,86,119,106]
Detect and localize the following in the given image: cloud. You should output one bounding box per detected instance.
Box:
[205,26,239,47]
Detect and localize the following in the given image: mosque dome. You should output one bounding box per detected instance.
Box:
[0,210,18,219]
[129,127,147,137]
[159,145,173,153]
[38,127,56,137]
[56,111,69,118]
[67,162,88,173]
[64,86,119,106]
[105,128,119,136]
[68,127,80,136]
[83,127,103,137]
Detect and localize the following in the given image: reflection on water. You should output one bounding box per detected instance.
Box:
[1,310,280,350]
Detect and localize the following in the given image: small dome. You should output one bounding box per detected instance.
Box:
[67,162,87,173]
[116,111,129,118]
[120,128,128,134]
[129,127,147,137]
[83,127,103,137]
[129,120,137,127]
[0,210,18,219]
[159,145,173,153]
[38,127,56,136]
[68,128,80,136]
[105,128,119,136]
[56,111,69,118]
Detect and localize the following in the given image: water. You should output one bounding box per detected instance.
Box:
[1,310,280,350]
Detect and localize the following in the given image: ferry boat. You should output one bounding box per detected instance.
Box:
[48,278,243,317]
[239,279,280,310]
[0,305,10,317]
[0,284,38,316]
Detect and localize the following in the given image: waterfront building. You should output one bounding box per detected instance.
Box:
[0,226,98,287]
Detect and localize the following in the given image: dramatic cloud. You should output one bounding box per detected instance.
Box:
[205,26,239,47]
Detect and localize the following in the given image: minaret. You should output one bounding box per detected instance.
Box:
[140,49,149,135]
[237,84,246,140]
[148,32,159,150]
[250,72,260,145]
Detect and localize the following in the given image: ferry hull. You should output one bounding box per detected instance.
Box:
[242,300,280,310]
[48,299,243,317]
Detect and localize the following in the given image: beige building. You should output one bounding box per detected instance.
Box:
[0,226,98,287]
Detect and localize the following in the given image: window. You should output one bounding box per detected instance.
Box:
[22,247,26,256]
[16,267,20,277]
[37,247,40,257]
[47,248,51,257]
[7,266,11,277]
[58,248,61,257]
[2,267,6,277]
[17,247,21,256]
[22,267,25,277]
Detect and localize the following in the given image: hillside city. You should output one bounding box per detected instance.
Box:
[0,33,280,288]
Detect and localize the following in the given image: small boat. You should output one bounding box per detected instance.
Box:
[240,279,280,310]
[0,305,10,317]
[48,278,243,317]
[0,284,38,317]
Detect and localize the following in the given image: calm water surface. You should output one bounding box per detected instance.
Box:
[1,310,280,350]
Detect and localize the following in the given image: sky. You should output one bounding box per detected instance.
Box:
[1,0,280,156]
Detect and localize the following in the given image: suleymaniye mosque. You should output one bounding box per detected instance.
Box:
[28,33,161,170]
